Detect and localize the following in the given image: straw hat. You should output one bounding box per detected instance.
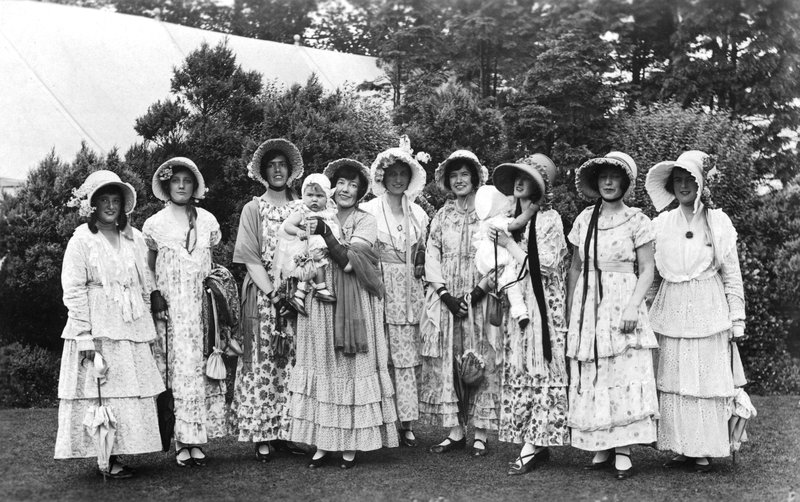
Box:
[67,170,137,217]
[370,135,428,200]
[646,150,710,214]
[151,157,207,202]
[323,158,371,202]
[575,151,637,201]
[434,150,489,193]
[492,153,558,205]
[247,138,304,189]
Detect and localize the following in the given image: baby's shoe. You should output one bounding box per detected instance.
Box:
[314,282,336,303]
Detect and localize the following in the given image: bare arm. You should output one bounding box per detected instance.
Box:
[619,244,655,333]
[283,212,304,237]
[507,203,539,232]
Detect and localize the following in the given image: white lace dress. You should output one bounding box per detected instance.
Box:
[54,224,164,460]
[650,206,746,457]
[143,205,226,445]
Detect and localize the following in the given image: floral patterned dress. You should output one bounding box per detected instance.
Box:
[143,205,226,445]
[651,206,747,457]
[55,224,164,460]
[566,206,659,451]
[229,196,296,443]
[361,196,429,423]
[288,209,399,451]
[420,199,500,430]
[499,209,570,447]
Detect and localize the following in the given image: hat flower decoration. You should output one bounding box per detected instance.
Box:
[370,135,429,201]
[67,170,138,218]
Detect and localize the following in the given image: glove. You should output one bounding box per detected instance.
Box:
[467,285,487,306]
[150,290,168,314]
[275,298,297,319]
[310,217,332,237]
[440,292,466,317]
[414,248,425,279]
[319,233,349,269]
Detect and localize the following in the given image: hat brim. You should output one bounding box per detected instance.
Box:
[247,138,304,189]
[152,157,207,202]
[370,148,427,200]
[645,159,705,212]
[575,157,636,201]
[434,151,488,193]
[88,181,137,214]
[492,163,546,202]
[324,158,371,202]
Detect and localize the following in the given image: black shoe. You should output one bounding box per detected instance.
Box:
[471,438,489,457]
[614,452,633,480]
[272,439,310,455]
[255,442,272,462]
[175,447,192,467]
[584,450,614,470]
[99,458,135,479]
[289,296,307,316]
[694,458,713,473]
[190,447,207,467]
[340,454,357,469]
[429,436,466,454]
[308,454,327,469]
[399,429,417,448]
[507,448,549,476]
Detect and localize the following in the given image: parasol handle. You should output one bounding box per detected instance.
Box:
[493,235,499,292]
[96,378,102,406]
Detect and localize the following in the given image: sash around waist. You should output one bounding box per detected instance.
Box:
[587,260,634,273]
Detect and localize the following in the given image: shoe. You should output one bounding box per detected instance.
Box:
[399,429,417,448]
[471,438,489,457]
[255,442,272,462]
[109,456,137,474]
[190,447,207,467]
[429,436,466,454]
[694,458,713,473]
[175,447,192,467]
[98,465,135,480]
[314,289,336,303]
[614,452,633,480]
[664,456,691,469]
[340,454,357,469]
[507,448,549,476]
[584,450,614,470]
[308,454,327,469]
[289,296,307,316]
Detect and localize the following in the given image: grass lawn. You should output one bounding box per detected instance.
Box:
[1,395,798,501]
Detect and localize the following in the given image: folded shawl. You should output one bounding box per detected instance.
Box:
[333,241,384,355]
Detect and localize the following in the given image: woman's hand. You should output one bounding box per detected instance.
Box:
[523,203,540,217]
[150,290,169,320]
[305,219,319,235]
[620,304,639,333]
[490,224,512,248]
[440,292,468,318]
[79,350,96,363]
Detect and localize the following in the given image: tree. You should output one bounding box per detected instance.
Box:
[230,0,318,44]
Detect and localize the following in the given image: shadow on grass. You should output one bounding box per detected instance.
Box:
[1,396,798,501]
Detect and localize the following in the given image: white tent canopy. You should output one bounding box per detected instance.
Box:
[0,0,385,182]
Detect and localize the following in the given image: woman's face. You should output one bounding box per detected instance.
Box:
[597,165,625,200]
[264,154,289,188]
[384,161,411,196]
[169,169,195,204]
[513,173,536,200]
[334,176,361,209]
[93,190,123,226]
[448,165,474,198]
[672,168,699,207]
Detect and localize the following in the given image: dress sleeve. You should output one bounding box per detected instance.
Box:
[61,234,94,351]
[567,211,583,248]
[233,200,262,265]
[209,212,222,246]
[349,210,377,245]
[538,210,567,270]
[141,216,158,251]
[424,209,446,285]
[717,213,746,327]
[633,212,655,248]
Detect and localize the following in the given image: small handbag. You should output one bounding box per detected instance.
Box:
[205,286,227,380]
[458,302,485,387]
[270,313,293,358]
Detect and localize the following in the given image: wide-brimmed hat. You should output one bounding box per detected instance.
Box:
[370,135,428,200]
[434,150,489,193]
[152,157,207,202]
[492,153,558,205]
[575,151,637,201]
[247,138,304,189]
[646,150,710,214]
[324,158,371,202]
[67,170,137,217]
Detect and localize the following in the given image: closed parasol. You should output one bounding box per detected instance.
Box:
[82,353,117,479]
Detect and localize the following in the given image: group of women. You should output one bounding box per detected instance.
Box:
[54,138,747,481]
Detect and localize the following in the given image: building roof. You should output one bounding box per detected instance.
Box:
[0,0,385,182]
